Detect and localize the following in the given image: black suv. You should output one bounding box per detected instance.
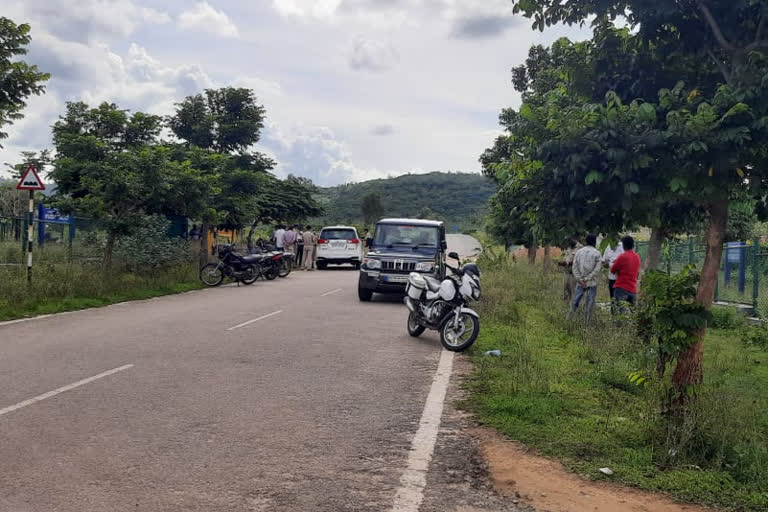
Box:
[358,218,447,301]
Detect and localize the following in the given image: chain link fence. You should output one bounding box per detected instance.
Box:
[636,237,768,318]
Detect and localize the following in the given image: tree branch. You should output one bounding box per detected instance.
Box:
[706,48,733,85]
[697,1,735,53]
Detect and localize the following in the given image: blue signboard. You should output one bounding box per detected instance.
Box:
[726,242,744,264]
[40,206,69,223]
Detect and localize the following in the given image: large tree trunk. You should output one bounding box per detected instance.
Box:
[199,222,210,268]
[543,245,552,270]
[527,241,538,265]
[671,200,727,406]
[104,231,117,269]
[645,227,665,271]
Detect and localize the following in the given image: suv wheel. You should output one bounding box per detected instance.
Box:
[358,284,373,302]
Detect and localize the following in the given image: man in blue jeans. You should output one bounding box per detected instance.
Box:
[570,234,602,323]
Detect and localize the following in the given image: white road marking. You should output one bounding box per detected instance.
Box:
[226,310,283,331]
[321,288,343,297]
[390,349,455,512]
[0,315,53,328]
[0,364,134,418]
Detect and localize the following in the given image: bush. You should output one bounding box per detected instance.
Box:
[710,306,746,330]
[114,215,193,269]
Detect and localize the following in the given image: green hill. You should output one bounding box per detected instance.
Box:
[313,172,495,230]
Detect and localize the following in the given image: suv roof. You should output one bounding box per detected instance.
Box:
[320,225,357,230]
[376,218,444,228]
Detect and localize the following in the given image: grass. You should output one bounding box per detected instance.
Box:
[465,259,768,511]
[0,261,203,322]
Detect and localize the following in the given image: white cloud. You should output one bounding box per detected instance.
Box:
[262,122,387,185]
[178,2,240,38]
[348,38,399,72]
[4,0,169,43]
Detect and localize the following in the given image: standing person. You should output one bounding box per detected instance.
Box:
[570,234,602,323]
[296,227,304,267]
[302,225,317,270]
[274,224,286,252]
[558,238,581,302]
[611,236,642,313]
[603,240,625,312]
[363,228,373,255]
[283,225,297,255]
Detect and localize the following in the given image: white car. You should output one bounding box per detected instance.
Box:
[316,226,364,270]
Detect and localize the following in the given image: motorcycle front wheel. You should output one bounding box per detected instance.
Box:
[278,259,292,278]
[241,264,259,285]
[200,263,225,287]
[440,312,480,352]
[407,312,426,337]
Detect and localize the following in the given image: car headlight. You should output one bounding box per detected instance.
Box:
[364,258,381,270]
[415,262,435,272]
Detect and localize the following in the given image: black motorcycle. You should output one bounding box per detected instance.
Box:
[250,240,294,279]
[200,244,264,286]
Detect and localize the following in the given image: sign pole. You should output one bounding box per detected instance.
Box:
[26,190,34,283]
[16,164,46,283]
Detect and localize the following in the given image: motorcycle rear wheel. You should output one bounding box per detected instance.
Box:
[264,265,279,281]
[200,264,224,287]
[407,312,426,337]
[440,313,479,352]
[241,264,259,285]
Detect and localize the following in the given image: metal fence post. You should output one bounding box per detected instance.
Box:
[753,236,760,314]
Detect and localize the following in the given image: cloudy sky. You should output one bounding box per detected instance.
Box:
[1,0,590,186]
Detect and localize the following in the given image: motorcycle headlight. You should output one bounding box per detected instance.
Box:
[364,258,381,270]
[415,261,434,272]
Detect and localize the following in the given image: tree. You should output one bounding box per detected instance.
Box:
[169,88,272,265]
[0,17,50,148]
[361,192,384,227]
[4,150,52,178]
[246,174,324,250]
[50,102,170,267]
[509,0,768,407]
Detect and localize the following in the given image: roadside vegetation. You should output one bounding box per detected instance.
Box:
[0,219,202,321]
[466,255,768,511]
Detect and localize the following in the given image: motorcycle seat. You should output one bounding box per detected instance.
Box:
[423,276,442,293]
[242,254,265,263]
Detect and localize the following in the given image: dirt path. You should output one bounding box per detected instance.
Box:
[478,429,714,512]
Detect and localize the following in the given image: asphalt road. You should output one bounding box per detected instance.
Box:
[0,236,518,512]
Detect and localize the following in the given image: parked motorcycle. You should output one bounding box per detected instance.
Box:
[248,242,293,279]
[404,251,482,352]
[199,244,262,286]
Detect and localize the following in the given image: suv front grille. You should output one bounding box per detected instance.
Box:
[382,260,416,272]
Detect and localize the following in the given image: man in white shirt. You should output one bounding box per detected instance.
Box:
[273,225,286,252]
[603,240,625,305]
[571,233,602,323]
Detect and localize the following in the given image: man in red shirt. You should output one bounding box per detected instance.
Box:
[610,236,642,310]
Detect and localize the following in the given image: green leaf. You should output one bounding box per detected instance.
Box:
[585,171,602,185]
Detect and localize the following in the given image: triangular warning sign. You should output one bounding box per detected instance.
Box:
[17,164,45,191]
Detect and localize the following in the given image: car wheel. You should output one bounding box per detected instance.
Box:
[317,261,328,270]
[358,284,373,302]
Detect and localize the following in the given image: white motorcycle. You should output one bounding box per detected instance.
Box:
[404,251,482,352]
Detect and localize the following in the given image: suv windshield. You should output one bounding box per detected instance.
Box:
[320,229,356,240]
[373,224,439,248]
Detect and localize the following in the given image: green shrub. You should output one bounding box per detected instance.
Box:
[710,306,746,330]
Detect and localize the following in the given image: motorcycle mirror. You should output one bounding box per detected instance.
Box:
[448,251,460,261]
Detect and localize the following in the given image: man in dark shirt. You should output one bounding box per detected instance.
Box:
[610,236,642,311]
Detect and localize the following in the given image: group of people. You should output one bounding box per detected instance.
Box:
[272,224,320,271]
[560,234,642,322]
